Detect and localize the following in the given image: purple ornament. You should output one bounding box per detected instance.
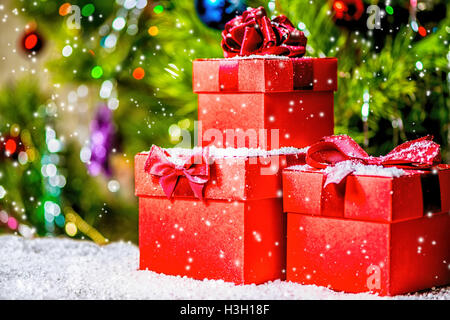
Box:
[87,105,115,176]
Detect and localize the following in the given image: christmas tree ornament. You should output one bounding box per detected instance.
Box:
[195,0,246,30]
[87,105,115,176]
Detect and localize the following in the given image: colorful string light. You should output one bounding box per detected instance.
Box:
[5,139,17,154]
[415,61,423,70]
[91,66,103,79]
[24,34,38,50]
[59,3,72,16]
[148,26,159,36]
[385,6,394,15]
[0,186,6,199]
[409,0,427,37]
[81,4,95,17]
[37,127,66,234]
[112,17,126,31]
[132,67,145,80]
[418,26,427,37]
[0,209,34,238]
[153,4,164,14]
[361,89,370,147]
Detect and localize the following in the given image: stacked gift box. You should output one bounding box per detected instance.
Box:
[283,135,450,295]
[135,7,449,295]
[136,146,305,284]
[193,56,337,149]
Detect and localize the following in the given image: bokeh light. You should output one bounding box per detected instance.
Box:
[7,217,18,230]
[418,26,427,37]
[24,34,38,50]
[0,186,6,199]
[59,3,72,16]
[415,61,423,70]
[132,67,145,80]
[153,5,164,14]
[112,17,126,31]
[62,45,72,57]
[107,180,120,193]
[81,4,95,17]
[148,26,159,36]
[65,222,77,237]
[5,139,17,154]
[91,66,103,79]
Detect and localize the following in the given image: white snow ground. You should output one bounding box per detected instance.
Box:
[0,235,448,300]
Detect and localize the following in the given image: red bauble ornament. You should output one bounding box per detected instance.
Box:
[332,0,364,22]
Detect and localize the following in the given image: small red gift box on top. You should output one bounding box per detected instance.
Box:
[282,135,450,296]
[192,7,336,150]
[193,57,337,150]
[135,146,305,284]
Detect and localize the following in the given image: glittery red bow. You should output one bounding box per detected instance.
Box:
[306,135,441,185]
[221,6,307,58]
[144,146,210,199]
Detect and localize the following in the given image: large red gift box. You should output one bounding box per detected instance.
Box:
[193,57,337,150]
[135,146,305,284]
[282,163,450,296]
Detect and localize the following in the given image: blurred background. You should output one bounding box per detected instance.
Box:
[0,0,448,243]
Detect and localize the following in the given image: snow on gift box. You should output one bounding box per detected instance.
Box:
[135,145,306,284]
[282,135,450,296]
[192,7,337,150]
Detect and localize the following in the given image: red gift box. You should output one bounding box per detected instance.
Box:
[135,147,305,284]
[282,164,450,296]
[193,57,337,150]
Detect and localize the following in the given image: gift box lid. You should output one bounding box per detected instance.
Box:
[135,146,306,201]
[193,56,337,93]
[282,163,450,222]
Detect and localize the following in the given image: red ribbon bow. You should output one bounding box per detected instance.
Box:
[144,146,210,199]
[306,135,441,186]
[221,6,307,58]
